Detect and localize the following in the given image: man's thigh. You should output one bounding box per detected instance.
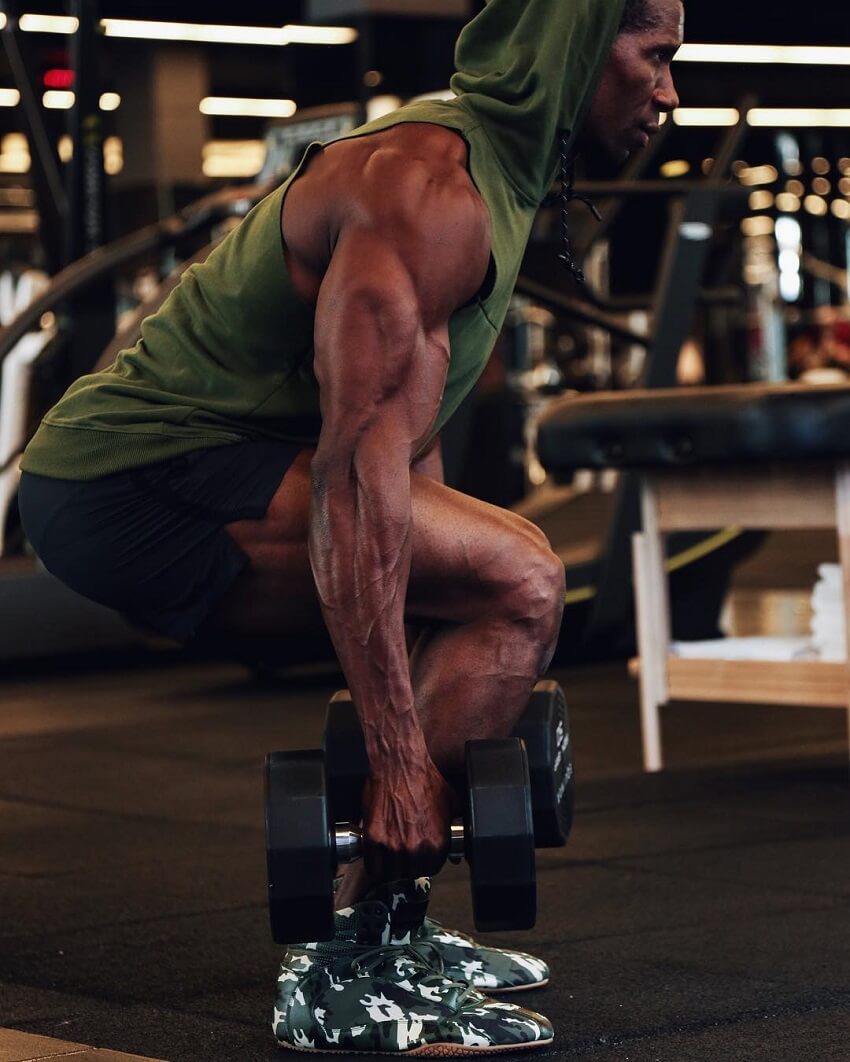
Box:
[210,452,553,638]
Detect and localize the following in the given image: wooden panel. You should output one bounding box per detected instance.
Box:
[666,657,849,708]
[650,465,836,531]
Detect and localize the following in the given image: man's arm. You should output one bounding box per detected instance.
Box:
[309,175,488,878]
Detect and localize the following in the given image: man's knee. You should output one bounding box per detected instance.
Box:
[499,537,565,637]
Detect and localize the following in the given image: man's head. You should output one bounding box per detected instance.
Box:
[581,0,684,163]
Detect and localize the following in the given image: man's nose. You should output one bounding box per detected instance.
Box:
[654,71,679,114]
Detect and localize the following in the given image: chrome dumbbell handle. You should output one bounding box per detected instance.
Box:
[334,819,466,865]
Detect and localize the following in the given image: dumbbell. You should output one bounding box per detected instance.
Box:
[265,737,535,945]
[323,680,574,848]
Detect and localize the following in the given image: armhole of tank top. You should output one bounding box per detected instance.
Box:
[278,141,325,261]
[460,143,497,308]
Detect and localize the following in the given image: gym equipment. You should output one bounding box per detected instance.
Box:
[323,680,574,847]
[536,382,850,771]
[265,737,535,944]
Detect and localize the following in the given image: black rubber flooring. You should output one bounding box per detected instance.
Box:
[2,648,850,1061]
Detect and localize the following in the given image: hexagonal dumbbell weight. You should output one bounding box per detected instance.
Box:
[265,738,535,945]
[323,680,574,848]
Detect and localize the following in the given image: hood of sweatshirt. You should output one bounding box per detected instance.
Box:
[450,0,625,206]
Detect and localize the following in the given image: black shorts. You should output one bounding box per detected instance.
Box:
[18,441,302,643]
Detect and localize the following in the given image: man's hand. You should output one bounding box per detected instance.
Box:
[361,755,455,882]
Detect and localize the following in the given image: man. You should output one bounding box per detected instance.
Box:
[19,0,682,1052]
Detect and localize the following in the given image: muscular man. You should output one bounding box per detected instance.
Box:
[18,0,682,1052]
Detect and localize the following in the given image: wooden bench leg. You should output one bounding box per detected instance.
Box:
[632,478,672,773]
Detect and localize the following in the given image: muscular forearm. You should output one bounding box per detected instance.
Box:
[309,453,431,774]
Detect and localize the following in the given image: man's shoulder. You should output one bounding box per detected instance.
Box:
[334,124,487,243]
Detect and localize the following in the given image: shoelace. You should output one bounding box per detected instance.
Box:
[350,940,478,1011]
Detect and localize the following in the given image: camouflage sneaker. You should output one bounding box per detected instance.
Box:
[274,900,554,1055]
[372,879,550,994]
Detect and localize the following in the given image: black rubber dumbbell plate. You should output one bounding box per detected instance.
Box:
[465,738,536,933]
[513,680,574,846]
[323,692,369,825]
[265,749,336,945]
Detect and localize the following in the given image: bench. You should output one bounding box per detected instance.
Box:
[536,383,850,771]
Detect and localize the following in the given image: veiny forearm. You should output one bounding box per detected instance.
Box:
[309,453,431,775]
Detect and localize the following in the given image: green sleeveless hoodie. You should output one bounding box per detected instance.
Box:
[22,0,623,480]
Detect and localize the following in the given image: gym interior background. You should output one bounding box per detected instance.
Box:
[2,2,850,1060]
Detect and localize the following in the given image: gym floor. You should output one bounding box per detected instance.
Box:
[2,533,850,1062]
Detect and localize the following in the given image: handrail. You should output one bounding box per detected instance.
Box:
[514,275,649,346]
[0,179,274,369]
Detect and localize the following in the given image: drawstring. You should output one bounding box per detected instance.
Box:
[557,129,602,289]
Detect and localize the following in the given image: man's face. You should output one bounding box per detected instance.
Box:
[583,0,684,163]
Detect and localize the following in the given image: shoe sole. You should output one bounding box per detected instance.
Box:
[278,1036,554,1056]
[483,978,549,994]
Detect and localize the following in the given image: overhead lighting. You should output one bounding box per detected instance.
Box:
[43,90,74,109]
[0,14,5,29]
[281,24,358,45]
[660,159,690,178]
[741,216,774,238]
[738,164,778,186]
[673,108,739,126]
[0,134,30,173]
[202,139,266,179]
[775,192,801,213]
[200,97,296,118]
[803,195,828,217]
[19,13,79,33]
[832,200,850,220]
[100,19,356,46]
[749,109,850,127]
[678,44,850,65]
[0,89,20,107]
[748,190,774,211]
[41,90,120,111]
[676,107,850,129]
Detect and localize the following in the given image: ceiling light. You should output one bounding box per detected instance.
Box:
[748,190,774,211]
[738,164,778,186]
[749,109,850,127]
[673,108,739,126]
[281,24,358,45]
[42,90,74,109]
[741,216,774,237]
[678,44,850,65]
[100,19,356,46]
[200,97,296,118]
[0,89,20,107]
[19,14,78,33]
[775,193,801,213]
[202,139,266,179]
[660,159,690,178]
[803,195,828,216]
[99,92,120,111]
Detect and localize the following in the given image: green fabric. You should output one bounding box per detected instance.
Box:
[22,0,624,482]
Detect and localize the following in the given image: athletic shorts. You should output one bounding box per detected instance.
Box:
[18,441,302,643]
